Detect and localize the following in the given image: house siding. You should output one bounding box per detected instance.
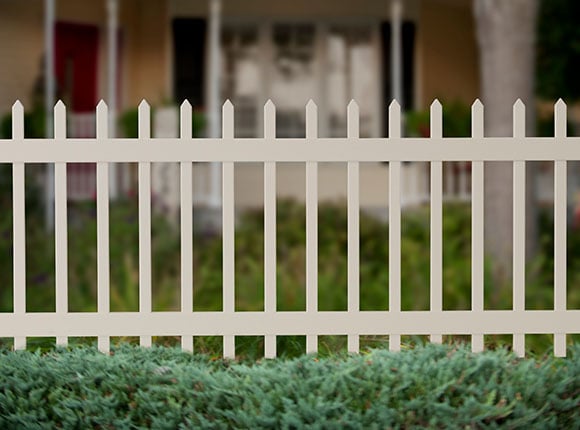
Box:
[0,0,44,115]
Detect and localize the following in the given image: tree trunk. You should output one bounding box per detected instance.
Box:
[473,0,539,288]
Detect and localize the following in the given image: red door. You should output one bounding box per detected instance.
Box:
[55,22,99,112]
[55,22,99,200]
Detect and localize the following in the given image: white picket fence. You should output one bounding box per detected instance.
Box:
[1,98,578,358]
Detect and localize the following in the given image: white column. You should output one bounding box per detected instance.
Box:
[107,0,119,199]
[391,0,402,106]
[45,0,56,230]
[208,0,222,208]
[391,0,407,206]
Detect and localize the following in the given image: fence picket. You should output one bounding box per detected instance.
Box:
[264,100,277,358]
[180,101,194,352]
[12,101,26,350]
[54,101,68,347]
[554,99,567,357]
[430,100,443,344]
[96,101,110,353]
[471,100,485,353]
[306,100,318,354]
[138,100,152,347]
[389,101,401,351]
[222,100,235,359]
[512,99,526,357]
[347,100,360,353]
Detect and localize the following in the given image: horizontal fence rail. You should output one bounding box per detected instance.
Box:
[1,98,578,358]
[3,140,580,163]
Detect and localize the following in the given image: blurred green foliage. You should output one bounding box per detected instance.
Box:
[119,105,205,138]
[0,199,577,356]
[405,100,471,137]
[0,107,45,139]
[537,0,580,102]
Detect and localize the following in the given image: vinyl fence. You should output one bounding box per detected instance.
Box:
[0,98,578,358]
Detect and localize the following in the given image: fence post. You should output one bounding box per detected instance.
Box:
[389,100,401,351]
[471,100,485,353]
[96,101,111,353]
[12,101,26,351]
[554,99,567,357]
[264,100,277,359]
[53,101,68,347]
[138,100,152,347]
[180,100,194,353]
[222,100,236,359]
[430,100,443,344]
[347,100,360,353]
[306,100,319,355]
[512,99,526,358]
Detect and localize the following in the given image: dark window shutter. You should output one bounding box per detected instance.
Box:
[381,21,416,136]
[402,22,415,112]
[172,19,206,107]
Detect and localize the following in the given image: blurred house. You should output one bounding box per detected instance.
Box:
[0,0,481,220]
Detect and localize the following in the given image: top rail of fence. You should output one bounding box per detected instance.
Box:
[1,99,577,164]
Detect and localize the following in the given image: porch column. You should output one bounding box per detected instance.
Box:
[208,0,222,208]
[107,0,119,199]
[391,0,402,105]
[45,0,56,230]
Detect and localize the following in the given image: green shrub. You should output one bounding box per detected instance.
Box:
[0,199,577,356]
[0,343,578,428]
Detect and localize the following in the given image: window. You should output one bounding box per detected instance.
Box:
[218,21,409,139]
[326,26,375,137]
[270,24,316,138]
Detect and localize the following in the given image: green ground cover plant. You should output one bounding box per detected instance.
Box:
[0,343,578,428]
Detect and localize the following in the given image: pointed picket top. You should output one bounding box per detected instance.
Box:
[347,99,359,110]
[12,100,23,112]
[12,101,24,139]
[138,100,150,138]
[471,99,484,138]
[222,99,234,139]
[554,98,567,139]
[555,98,566,109]
[96,100,108,139]
[389,99,401,110]
[513,98,526,138]
[306,99,318,139]
[96,99,108,111]
[306,99,317,110]
[388,100,401,138]
[347,100,359,139]
[180,100,192,139]
[54,100,66,139]
[430,99,443,138]
[264,99,276,139]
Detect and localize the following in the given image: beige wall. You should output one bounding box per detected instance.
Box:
[417,0,479,108]
[122,0,170,107]
[0,0,44,116]
[234,163,391,210]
